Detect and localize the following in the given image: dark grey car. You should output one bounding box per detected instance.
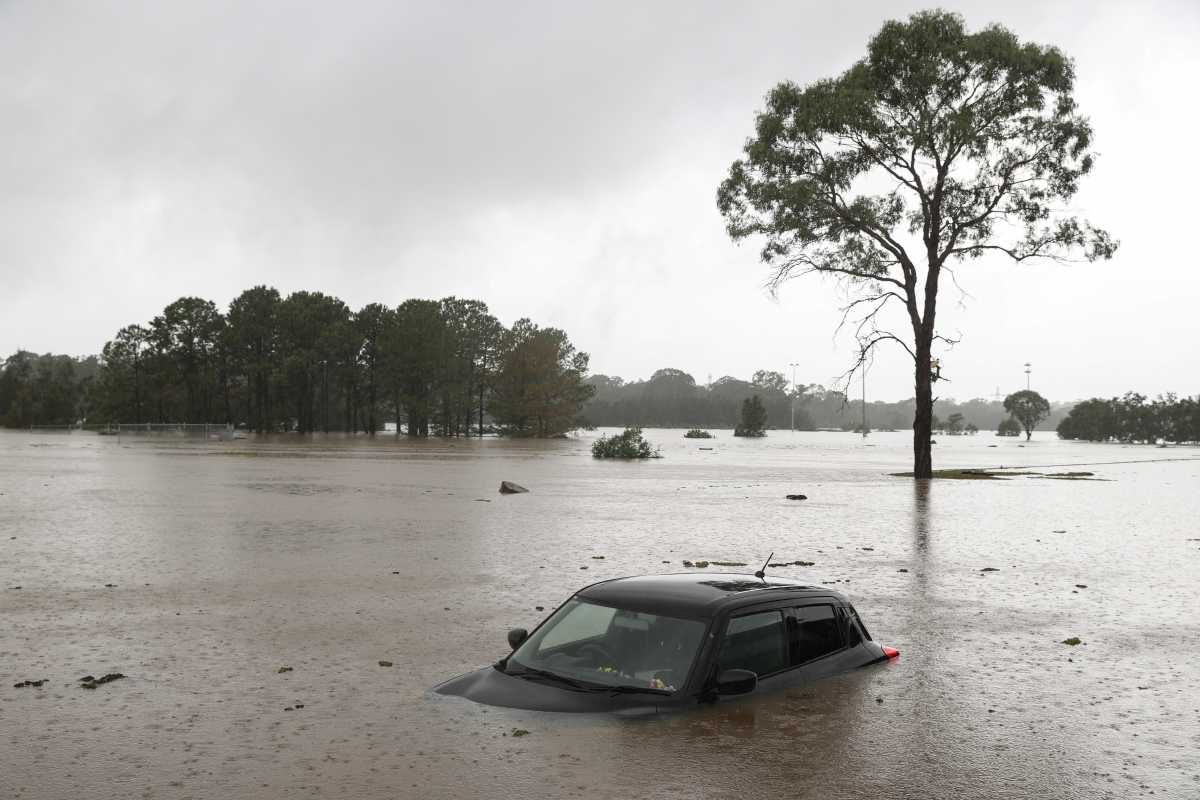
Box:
[434,573,899,714]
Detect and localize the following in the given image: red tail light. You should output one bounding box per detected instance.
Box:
[882,645,900,660]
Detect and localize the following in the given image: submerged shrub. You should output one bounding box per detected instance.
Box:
[592,427,660,459]
[683,429,713,439]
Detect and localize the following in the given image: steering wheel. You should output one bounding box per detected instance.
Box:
[578,642,618,668]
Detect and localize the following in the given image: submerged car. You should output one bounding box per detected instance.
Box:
[434,573,899,713]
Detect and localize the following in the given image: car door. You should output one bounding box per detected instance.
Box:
[705,599,850,699]
[784,602,851,681]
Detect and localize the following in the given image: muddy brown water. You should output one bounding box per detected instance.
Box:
[2,429,1198,799]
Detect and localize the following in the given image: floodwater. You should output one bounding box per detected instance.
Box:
[2,429,1198,799]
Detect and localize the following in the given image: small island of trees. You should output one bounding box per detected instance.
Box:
[733,395,767,438]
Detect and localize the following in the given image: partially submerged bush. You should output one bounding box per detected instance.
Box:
[592,427,660,459]
[683,429,713,439]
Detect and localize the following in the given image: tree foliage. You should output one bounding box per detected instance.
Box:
[591,426,659,459]
[1057,393,1200,444]
[997,416,1023,436]
[717,10,1115,477]
[734,395,768,437]
[1003,390,1051,440]
[53,288,590,438]
[0,352,100,426]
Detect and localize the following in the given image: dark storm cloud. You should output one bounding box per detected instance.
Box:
[2,0,1198,400]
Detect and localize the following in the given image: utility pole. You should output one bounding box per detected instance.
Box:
[1024,362,1032,391]
[789,362,800,431]
[861,365,868,437]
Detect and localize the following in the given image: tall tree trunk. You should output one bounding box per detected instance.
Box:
[912,341,933,479]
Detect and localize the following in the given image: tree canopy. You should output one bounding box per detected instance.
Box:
[734,395,768,437]
[1003,389,1051,440]
[28,287,592,437]
[1057,393,1199,444]
[717,10,1115,476]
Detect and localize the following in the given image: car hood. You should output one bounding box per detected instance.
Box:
[433,665,666,715]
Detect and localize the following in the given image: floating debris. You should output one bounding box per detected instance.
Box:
[590,555,605,560]
[709,561,747,567]
[277,666,293,674]
[1061,637,1083,646]
[80,673,125,689]
[770,560,816,568]
[785,494,808,501]
[980,567,1000,572]
[13,679,47,689]
[510,728,531,738]
[378,660,393,667]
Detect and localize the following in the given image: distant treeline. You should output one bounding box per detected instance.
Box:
[582,369,1071,432]
[1056,393,1200,444]
[0,288,594,437]
[0,352,101,427]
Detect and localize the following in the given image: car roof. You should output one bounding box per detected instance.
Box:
[574,572,844,619]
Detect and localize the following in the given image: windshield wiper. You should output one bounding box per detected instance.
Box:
[503,664,598,692]
[604,685,671,696]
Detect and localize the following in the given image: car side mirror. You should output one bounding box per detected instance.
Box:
[715,668,757,696]
[507,628,528,650]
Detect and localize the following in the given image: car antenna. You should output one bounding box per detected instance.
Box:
[754,552,774,581]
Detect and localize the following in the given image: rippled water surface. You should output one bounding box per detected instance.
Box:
[2,429,1198,799]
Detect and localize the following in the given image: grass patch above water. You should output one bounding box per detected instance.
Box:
[890,469,1104,481]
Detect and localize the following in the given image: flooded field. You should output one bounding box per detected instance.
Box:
[2,428,1198,799]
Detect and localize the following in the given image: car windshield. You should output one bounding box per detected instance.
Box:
[507,599,706,693]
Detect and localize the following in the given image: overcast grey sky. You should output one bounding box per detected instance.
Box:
[3,0,1197,402]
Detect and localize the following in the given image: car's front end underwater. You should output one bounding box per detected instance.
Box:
[433,572,900,714]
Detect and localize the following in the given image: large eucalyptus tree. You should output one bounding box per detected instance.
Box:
[718,10,1116,477]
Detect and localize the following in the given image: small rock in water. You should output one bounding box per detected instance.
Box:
[104,583,117,588]
[499,481,529,495]
[898,568,909,573]
[13,679,47,689]
[534,606,544,611]
[1061,637,1083,646]
[682,560,694,567]
[579,566,588,570]
[1075,584,1088,589]
[277,666,293,674]
[590,555,605,560]
[980,567,1000,572]
[510,728,531,738]
[785,494,808,501]
[378,660,393,667]
[861,547,874,551]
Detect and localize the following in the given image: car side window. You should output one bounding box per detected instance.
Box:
[718,610,787,677]
[848,604,872,641]
[839,606,862,646]
[787,604,843,664]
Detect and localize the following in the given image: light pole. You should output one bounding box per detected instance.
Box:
[861,363,868,437]
[1024,362,1032,391]
[789,362,800,431]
